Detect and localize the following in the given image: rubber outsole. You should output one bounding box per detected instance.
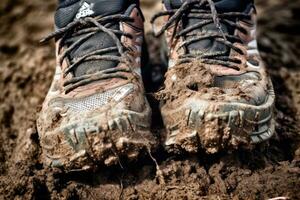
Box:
[40,106,157,171]
[161,84,275,154]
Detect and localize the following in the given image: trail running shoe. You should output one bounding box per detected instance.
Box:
[37,0,157,170]
[151,0,275,154]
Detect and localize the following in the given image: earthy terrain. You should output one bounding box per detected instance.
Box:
[0,0,299,199]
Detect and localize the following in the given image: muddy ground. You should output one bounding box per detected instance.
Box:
[0,0,299,199]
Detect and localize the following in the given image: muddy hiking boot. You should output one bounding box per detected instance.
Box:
[151,0,275,153]
[37,0,157,170]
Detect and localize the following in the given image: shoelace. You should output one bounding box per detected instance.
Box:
[41,14,134,93]
[151,0,251,70]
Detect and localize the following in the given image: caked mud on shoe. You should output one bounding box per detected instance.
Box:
[152,0,275,153]
[39,99,156,170]
[37,0,157,170]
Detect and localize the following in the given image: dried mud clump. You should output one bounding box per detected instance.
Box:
[155,60,256,154]
[156,61,216,103]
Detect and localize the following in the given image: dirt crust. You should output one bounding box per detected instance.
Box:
[156,61,215,102]
[0,0,300,199]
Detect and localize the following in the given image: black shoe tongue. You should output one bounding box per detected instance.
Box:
[164,0,251,12]
[164,0,252,55]
[55,0,128,28]
[54,0,131,77]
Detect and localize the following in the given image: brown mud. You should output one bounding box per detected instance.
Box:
[0,0,300,199]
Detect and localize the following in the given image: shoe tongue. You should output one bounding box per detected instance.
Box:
[164,0,250,12]
[54,0,130,77]
[55,0,128,28]
[164,0,251,55]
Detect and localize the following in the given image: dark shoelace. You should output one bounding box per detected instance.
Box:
[41,14,134,93]
[151,0,251,70]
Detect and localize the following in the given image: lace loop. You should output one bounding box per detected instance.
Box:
[41,14,133,93]
[151,0,250,70]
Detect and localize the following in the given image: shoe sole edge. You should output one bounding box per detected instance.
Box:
[162,85,275,154]
[39,107,157,171]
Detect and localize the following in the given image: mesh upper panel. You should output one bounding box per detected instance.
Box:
[65,84,133,112]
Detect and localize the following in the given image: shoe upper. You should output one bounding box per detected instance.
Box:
[152,0,273,108]
[38,0,149,134]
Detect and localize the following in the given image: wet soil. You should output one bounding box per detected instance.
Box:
[0,0,300,199]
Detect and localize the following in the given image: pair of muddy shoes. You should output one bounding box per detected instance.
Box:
[37,0,275,170]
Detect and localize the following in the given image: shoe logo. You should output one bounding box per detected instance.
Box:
[113,85,134,102]
[75,2,95,19]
